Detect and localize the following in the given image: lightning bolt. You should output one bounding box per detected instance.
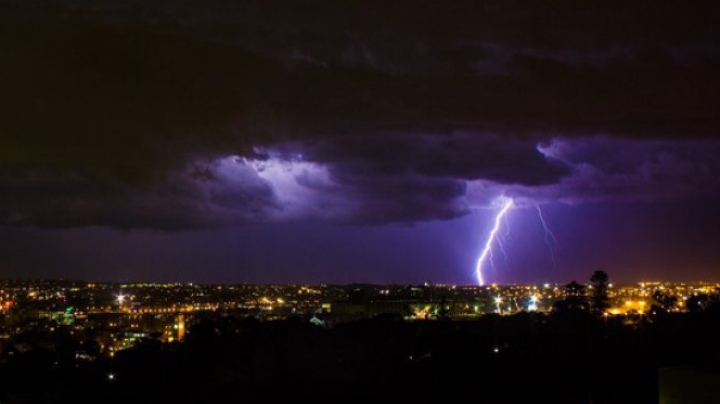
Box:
[475,197,514,286]
[535,205,557,264]
[496,234,509,265]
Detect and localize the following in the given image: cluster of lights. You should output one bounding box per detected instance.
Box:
[494,296,503,314]
[528,295,539,311]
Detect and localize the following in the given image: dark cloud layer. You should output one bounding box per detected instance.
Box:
[295,134,570,185]
[2,1,720,229]
[506,138,720,205]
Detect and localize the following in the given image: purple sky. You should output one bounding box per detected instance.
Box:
[2,1,720,284]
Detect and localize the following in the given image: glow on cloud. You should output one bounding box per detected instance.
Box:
[214,155,347,221]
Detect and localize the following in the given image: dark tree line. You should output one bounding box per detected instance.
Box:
[553,270,610,315]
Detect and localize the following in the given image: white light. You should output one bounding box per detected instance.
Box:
[116,294,126,304]
[108,373,116,381]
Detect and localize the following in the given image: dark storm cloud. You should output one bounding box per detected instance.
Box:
[1,0,720,228]
[0,163,278,230]
[501,137,720,205]
[330,172,468,224]
[293,134,569,185]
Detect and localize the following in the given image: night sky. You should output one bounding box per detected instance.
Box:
[2,0,720,284]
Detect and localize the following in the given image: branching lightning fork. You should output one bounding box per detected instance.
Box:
[535,205,558,264]
[474,198,559,286]
[475,197,514,286]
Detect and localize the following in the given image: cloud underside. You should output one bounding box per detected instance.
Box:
[1,1,720,229]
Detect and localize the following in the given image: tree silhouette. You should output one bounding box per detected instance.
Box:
[652,291,678,312]
[565,281,586,296]
[589,270,610,315]
[437,296,451,321]
[554,281,589,312]
[686,294,709,313]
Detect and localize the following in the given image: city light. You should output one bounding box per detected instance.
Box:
[495,296,503,314]
[528,295,539,311]
[0,279,717,356]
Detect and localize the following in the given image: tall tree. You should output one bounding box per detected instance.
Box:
[589,270,610,315]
